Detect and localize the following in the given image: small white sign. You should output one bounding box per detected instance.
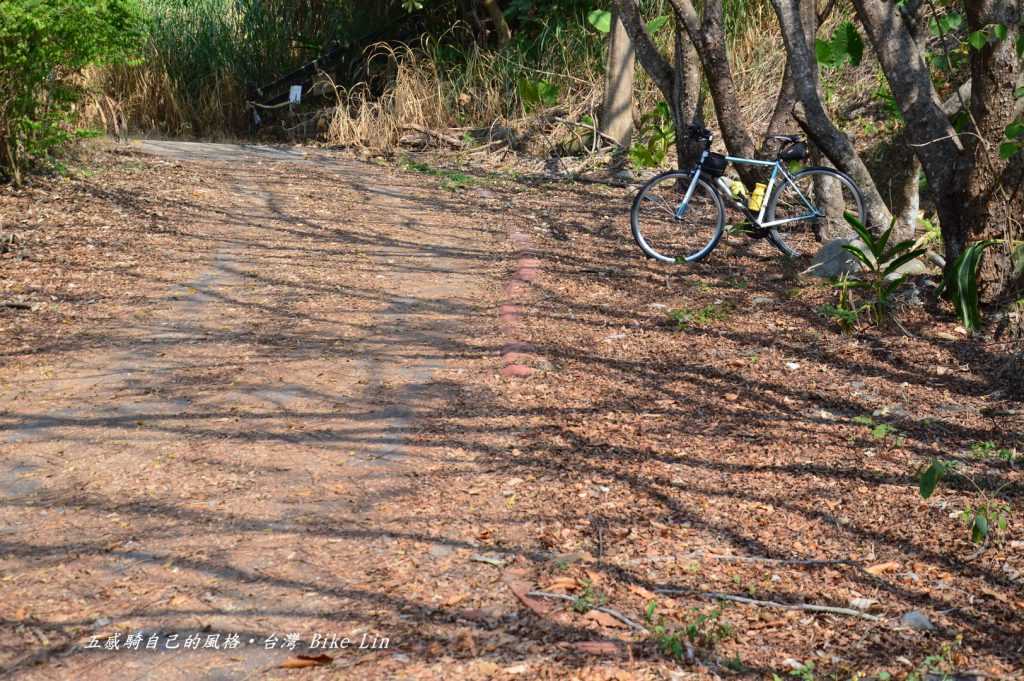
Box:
[289,85,302,104]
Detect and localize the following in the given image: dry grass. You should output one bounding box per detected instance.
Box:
[84,58,247,139]
[322,39,606,154]
[83,2,884,164]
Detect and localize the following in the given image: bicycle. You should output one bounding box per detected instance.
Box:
[630,124,866,263]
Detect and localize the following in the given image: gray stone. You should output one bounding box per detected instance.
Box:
[806,237,929,281]
[806,238,866,278]
[900,610,936,631]
[891,257,929,277]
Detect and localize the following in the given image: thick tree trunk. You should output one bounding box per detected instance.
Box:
[610,0,702,170]
[855,0,1022,299]
[771,0,894,232]
[851,0,967,259]
[600,13,636,148]
[962,0,1022,299]
[480,0,511,48]
[765,62,799,139]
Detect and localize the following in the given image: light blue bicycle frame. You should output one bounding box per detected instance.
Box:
[675,149,821,228]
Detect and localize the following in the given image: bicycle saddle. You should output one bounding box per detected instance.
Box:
[767,134,802,143]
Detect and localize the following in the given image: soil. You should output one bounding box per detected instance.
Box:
[0,141,1021,680]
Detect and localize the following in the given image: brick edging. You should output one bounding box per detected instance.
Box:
[498,229,543,378]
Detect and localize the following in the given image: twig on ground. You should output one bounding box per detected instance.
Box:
[1,301,32,310]
[403,124,465,149]
[654,589,883,622]
[964,536,989,562]
[625,551,860,567]
[527,591,649,633]
[893,317,917,339]
[470,553,508,567]
[553,117,620,149]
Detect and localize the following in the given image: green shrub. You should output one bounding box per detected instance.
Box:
[829,213,927,327]
[0,0,144,183]
[938,239,1000,333]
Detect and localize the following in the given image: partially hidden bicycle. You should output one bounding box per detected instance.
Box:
[630,124,866,263]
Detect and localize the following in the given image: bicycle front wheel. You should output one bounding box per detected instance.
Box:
[764,167,865,258]
[630,171,726,263]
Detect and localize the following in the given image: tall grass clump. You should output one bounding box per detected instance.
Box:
[95,0,398,137]
[90,0,798,150]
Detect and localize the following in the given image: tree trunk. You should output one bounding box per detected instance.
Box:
[962,0,1022,299]
[480,0,511,48]
[771,0,894,232]
[672,14,704,169]
[764,0,817,142]
[610,0,674,104]
[667,0,760,185]
[851,0,967,258]
[854,0,1022,299]
[600,13,636,148]
[610,0,702,170]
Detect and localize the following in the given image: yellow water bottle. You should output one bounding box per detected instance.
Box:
[748,182,767,211]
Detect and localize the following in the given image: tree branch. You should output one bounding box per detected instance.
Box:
[655,589,884,621]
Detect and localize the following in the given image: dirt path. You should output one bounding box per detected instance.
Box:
[0,142,515,679]
[3,142,1021,680]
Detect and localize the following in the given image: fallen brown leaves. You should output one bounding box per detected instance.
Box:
[2,145,1021,680]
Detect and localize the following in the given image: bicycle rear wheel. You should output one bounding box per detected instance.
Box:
[630,171,726,263]
[764,167,865,258]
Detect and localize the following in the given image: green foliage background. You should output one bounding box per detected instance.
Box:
[0,0,145,182]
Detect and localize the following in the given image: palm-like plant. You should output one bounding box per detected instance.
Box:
[833,213,927,326]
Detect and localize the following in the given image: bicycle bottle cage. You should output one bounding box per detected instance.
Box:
[700,152,728,177]
[779,141,808,161]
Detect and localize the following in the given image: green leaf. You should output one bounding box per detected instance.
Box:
[815,39,834,66]
[881,275,908,299]
[954,241,1000,331]
[587,9,612,33]
[852,415,874,426]
[1000,142,1021,159]
[835,21,865,67]
[919,460,945,499]
[874,221,895,261]
[536,80,560,106]
[993,24,1008,41]
[815,22,864,68]
[843,211,874,244]
[971,513,989,543]
[646,15,670,34]
[842,244,875,269]
[1015,87,1024,99]
[518,78,558,111]
[871,423,894,439]
[518,78,539,108]
[968,30,987,50]
[881,249,928,277]
[1006,121,1024,139]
